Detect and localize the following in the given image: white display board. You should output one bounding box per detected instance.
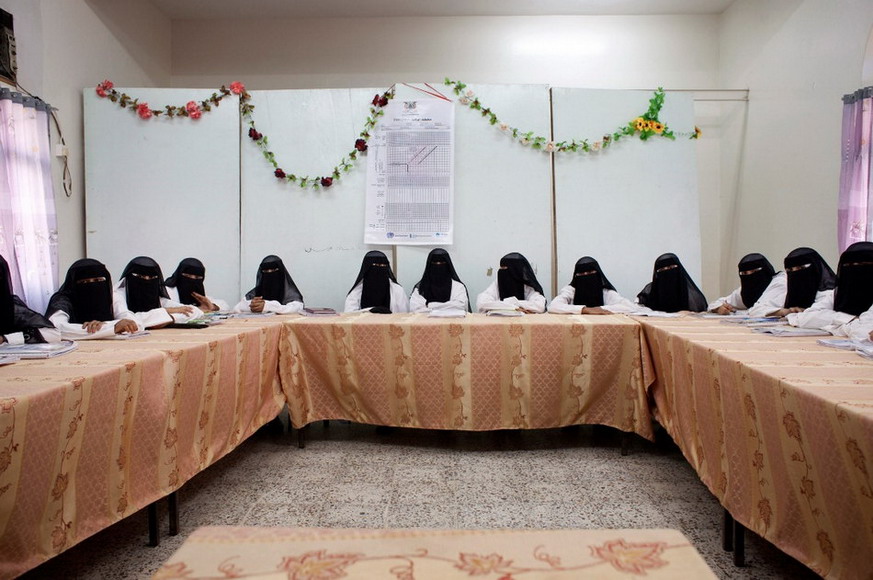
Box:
[552,89,701,301]
[84,89,241,303]
[395,83,553,304]
[240,88,393,310]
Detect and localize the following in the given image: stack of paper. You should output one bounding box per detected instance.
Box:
[0,341,78,359]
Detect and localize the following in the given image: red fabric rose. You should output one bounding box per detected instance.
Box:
[355,139,368,152]
[136,103,153,120]
[274,168,286,179]
[186,101,202,120]
[377,95,389,107]
[229,81,245,95]
[248,127,263,140]
[321,177,333,187]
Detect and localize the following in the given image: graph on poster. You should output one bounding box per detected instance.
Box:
[365,99,455,244]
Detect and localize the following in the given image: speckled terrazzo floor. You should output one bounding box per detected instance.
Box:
[22,419,820,579]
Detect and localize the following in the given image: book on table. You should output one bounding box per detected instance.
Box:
[302,307,338,317]
[0,340,78,358]
[753,326,831,337]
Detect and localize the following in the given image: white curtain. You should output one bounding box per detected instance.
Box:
[0,88,58,313]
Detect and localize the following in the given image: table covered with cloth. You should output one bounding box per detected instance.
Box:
[0,318,286,579]
[278,312,655,439]
[153,525,717,579]
[638,317,873,580]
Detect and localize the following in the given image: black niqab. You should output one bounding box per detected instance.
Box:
[165,258,207,306]
[245,255,303,304]
[637,253,707,313]
[414,248,468,309]
[498,252,543,301]
[570,257,615,307]
[350,251,396,310]
[120,256,169,313]
[783,247,836,309]
[46,258,114,323]
[737,253,776,309]
[0,254,55,339]
[833,241,873,316]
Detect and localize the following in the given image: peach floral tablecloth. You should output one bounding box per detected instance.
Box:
[0,318,286,579]
[154,525,716,579]
[638,317,873,580]
[278,313,655,439]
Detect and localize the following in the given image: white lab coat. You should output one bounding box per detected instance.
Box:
[232,297,303,314]
[166,286,230,313]
[2,327,60,345]
[409,280,469,313]
[113,280,203,328]
[786,291,862,336]
[476,281,546,313]
[845,307,873,341]
[707,272,788,317]
[548,286,642,314]
[344,281,410,313]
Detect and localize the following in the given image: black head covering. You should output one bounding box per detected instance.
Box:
[0,254,55,339]
[165,258,206,306]
[46,258,114,323]
[413,248,469,310]
[349,251,397,311]
[570,256,615,307]
[498,252,544,301]
[245,255,303,304]
[737,253,776,309]
[833,241,873,316]
[637,253,707,313]
[120,256,169,313]
[783,247,836,309]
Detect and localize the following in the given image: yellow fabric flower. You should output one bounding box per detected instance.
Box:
[633,117,646,131]
[651,121,664,134]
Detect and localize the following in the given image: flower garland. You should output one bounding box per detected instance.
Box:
[444,78,698,153]
[95,78,699,190]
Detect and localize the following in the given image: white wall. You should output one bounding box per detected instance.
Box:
[718,0,873,285]
[5,0,172,276]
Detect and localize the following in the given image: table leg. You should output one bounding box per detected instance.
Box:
[147,502,159,547]
[297,424,308,449]
[733,519,746,567]
[620,432,631,456]
[722,508,734,551]
[168,491,179,536]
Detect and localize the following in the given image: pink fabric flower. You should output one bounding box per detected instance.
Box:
[95,80,114,98]
[136,103,153,120]
[229,81,245,95]
[186,101,202,120]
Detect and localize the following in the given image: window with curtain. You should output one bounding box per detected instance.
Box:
[839,87,873,252]
[0,88,58,314]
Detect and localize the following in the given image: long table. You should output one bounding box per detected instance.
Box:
[638,317,873,580]
[278,312,656,439]
[154,526,717,579]
[0,318,286,579]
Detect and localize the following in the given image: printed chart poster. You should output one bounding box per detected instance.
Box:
[365,98,455,245]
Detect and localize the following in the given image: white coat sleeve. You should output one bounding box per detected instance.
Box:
[113,283,172,329]
[706,286,744,312]
[160,297,204,323]
[36,328,62,343]
[344,283,363,312]
[746,273,789,318]
[548,285,582,314]
[409,287,428,313]
[844,307,873,341]
[390,282,410,313]
[517,285,547,313]
[263,299,304,315]
[167,286,229,313]
[786,291,853,332]
[475,281,502,313]
[602,290,642,314]
[49,310,121,340]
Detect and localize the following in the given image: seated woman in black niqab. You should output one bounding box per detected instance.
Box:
[46,258,139,339]
[549,256,640,314]
[234,255,304,314]
[761,247,836,318]
[165,257,229,313]
[0,254,59,345]
[636,253,707,313]
[785,242,872,336]
[476,252,546,313]
[344,250,409,313]
[707,253,787,316]
[409,248,470,313]
[114,256,202,328]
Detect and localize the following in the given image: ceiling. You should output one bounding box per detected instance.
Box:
[147,0,737,20]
